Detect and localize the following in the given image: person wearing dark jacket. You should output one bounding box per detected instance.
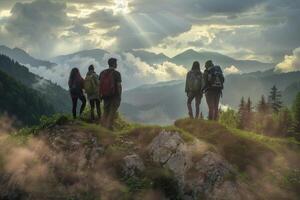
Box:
[68,67,86,119]
[99,58,122,130]
[185,61,203,118]
[203,60,224,120]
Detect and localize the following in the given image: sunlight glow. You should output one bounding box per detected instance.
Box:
[114,0,129,14]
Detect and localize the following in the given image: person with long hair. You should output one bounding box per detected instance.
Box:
[185,61,203,118]
[68,67,86,119]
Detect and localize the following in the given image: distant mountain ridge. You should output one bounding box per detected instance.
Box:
[122,69,300,124]
[170,49,274,73]
[0,54,70,113]
[0,45,56,68]
[0,70,54,125]
[51,48,274,74]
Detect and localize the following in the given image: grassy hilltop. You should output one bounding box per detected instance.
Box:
[0,115,299,200]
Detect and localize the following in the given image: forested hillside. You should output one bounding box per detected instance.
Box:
[0,70,54,125]
[0,54,70,113]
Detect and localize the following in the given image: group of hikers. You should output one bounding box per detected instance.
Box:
[185,60,224,120]
[68,58,224,130]
[68,58,121,130]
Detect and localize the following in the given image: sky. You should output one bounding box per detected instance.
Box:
[0,0,300,63]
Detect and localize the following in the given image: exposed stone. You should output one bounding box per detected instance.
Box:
[148,130,242,200]
[122,154,145,177]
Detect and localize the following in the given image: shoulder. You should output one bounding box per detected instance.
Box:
[114,70,121,81]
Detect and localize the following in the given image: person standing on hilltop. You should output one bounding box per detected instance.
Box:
[203,60,225,120]
[185,61,203,119]
[85,64,101,121]
[68,68,86,119]
[99,58,122,130]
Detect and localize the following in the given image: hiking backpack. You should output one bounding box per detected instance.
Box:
[84,74,98,95]
[187,71,202,92]
[207,65,224,89]
[99,70,115,97]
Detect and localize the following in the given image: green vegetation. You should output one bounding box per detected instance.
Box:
[0,54,71,113]
[220,88,300,141]
[0,70,54,125]
[0,112,299,199]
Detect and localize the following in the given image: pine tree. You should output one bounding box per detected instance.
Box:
[292,92,300,133]
[238,97,247,129]
[277,108,293,137]
[268,85,282,113]
[246,97,253,113]
[257,95,269,114]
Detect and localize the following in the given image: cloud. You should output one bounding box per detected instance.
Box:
[122,53,187,87]
[224,65,241,74]
[26,56,103,89]
[0,0,299,63]
[4,0,70,58]
[275,47,300,72]
[24,52,187,90]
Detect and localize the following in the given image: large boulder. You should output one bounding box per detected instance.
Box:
[147,130,250,200]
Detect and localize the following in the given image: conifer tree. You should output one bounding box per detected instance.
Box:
[257,95,269,114]
[246,97,253,113]
[292,92,300,133]
[238,97,247,129]
[268,85,282,113]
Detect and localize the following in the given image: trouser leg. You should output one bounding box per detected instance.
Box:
[195,94,201,119]
[90,99,95,120]
[79,95,86,116]
[213,92,221,120]
[107,98,120,129]
[187,96,194,118]
[72,97,78,119]
[95,99,101,119]
[206,92,214,120]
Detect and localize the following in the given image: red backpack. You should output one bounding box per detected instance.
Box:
[99,70,115,97]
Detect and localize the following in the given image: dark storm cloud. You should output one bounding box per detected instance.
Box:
[4,0,69,58]
[83,8,191,50]
[0,0,299,62]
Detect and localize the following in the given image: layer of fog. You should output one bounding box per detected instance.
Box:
[25,53,187,90]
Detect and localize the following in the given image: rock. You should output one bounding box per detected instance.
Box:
[147,131,191,183]
[122,154,145,177]
[184,152,234,199]
[147,130,244,200]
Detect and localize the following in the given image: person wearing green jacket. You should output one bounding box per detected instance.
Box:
[85,65,101,121]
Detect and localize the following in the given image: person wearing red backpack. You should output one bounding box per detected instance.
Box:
[99,58,122,130]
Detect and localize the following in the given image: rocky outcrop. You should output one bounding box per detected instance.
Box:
[147,130,249,200]
[122,154,145,177]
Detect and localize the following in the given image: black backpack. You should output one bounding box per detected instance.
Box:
[207,65,224,89]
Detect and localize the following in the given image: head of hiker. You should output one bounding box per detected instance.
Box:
[108,58,117,69]
[205,60,214,69]
[192,61,200,71]
[88,64,94,72]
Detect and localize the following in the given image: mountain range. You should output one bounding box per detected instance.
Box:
[0,54,70,113]
[121,69,300,124]
[0,70,54,125]
[0,45,56,68]
[0,45,298,125]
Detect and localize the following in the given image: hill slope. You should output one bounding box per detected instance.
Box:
[0,116,299,199]
[0,45,56,68]
[0,70,54,125]
[122,69,300,124]
[0,54,71,113]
